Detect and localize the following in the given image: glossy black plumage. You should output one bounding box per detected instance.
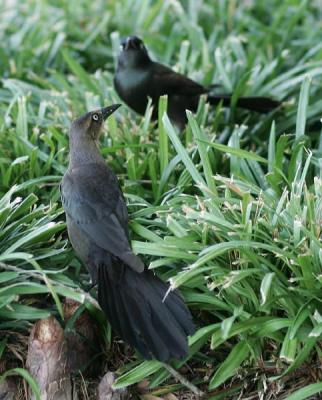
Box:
[98,263,195,361]
[60,105,195,361]
[114,36,281,129]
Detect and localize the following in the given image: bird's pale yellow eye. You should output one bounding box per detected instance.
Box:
[92,113,99,122]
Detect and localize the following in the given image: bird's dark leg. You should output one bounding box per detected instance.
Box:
[83,265,98,292]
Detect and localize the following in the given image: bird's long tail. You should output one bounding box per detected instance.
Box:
[97,262,195,362]
[207,93,281,113]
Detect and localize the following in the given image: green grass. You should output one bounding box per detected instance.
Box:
[1,0,322,398]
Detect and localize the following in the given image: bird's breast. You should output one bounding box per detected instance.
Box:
[117,68,150,90]
[115,68,152,115]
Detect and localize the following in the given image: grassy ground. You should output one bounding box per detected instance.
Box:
[1,0,322,398]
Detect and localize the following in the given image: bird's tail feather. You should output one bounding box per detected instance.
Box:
[207,93,281,113]
[97,263,195,362]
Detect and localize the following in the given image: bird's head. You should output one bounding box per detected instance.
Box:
[117,35,151,68]
[70,104,121,142]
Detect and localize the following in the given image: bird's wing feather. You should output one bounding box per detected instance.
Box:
[152,62,207,97]
[61,164,144,273]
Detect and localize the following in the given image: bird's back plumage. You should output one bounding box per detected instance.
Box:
[61,164,144,273]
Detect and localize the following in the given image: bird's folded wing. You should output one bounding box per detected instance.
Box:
[153,62,207,97]
[61,167,144,273]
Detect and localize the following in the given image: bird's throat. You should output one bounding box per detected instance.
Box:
[69,137,104,168]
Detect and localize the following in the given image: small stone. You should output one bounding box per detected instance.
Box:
[0,378,17,400]
[98,372,128,400]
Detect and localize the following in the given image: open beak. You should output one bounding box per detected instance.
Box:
[123,36,142,51]
[101,104,121,120]
[124,37,131,50]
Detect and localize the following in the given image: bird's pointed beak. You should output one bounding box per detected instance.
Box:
[101,104,121,120]
[125,37,131,50]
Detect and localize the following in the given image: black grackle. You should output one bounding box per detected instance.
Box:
[60,105,195,361]
[114,36,281,129]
